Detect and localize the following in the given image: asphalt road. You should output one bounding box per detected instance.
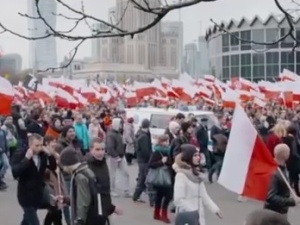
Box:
[1,164,299,225]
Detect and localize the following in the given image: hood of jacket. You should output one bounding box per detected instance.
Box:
[111,118,122,131]
[172,153,191,172]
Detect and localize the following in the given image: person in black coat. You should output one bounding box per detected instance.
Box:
[85,138,122,225]
[282,124,300,196]
[195,117,210,168]
[264,143,297,216]
[27,113,45,136]
[11,133,56,225]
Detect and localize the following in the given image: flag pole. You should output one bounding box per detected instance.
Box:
[277,167,297,200]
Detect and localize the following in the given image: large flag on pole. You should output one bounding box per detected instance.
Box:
[218,104,277,201]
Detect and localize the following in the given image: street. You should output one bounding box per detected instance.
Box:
[1,164,299,225]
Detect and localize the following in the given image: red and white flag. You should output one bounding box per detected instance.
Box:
[218,104,277,201]
[0,76,14,115]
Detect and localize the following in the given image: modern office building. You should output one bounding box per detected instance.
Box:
[28,0,57,71]
[160,21,183,70]
[183,43,201,77]
[91,0,183,74]
[198,36,210,75]
[206,14,300,81]
[0,53,22,76]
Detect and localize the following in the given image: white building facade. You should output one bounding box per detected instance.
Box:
[28,0,57,71]
[206,14,300,81]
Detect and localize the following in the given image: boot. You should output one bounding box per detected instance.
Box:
[153,207,161,220]
[161,209,170,224]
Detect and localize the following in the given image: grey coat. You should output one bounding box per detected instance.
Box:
[70,163,94,225]
[124,123,135,154]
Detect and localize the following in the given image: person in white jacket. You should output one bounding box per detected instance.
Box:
[173,144,223,225]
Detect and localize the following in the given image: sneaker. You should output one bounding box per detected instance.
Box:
[123,191,132,198]
[111,192,120,197]
[133,198,146,203]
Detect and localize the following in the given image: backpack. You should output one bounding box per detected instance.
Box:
[75,169,110,225]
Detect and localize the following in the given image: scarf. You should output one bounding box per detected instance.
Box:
[153,145,171,155]
[177,168,205,184]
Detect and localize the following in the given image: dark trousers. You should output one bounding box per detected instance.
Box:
[133,162,148,201]
[154,186,173,210]
[201,148,212,168]
[208,156,223,183]
[63,180,71,225]
[44,208,62,225]
[21,207,40,225]
[125,153,134,164]
[289,171,300,196]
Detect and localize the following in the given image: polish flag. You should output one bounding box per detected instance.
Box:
[0,76,14,115]
[218,104,277,201]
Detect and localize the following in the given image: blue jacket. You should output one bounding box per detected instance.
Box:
[73,122,90,150]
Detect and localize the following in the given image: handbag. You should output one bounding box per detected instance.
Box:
[175,180,201,225]
[145,166,172,187]
[39,183,56,209]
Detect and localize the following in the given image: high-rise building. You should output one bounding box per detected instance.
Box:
[0,53,22,76]
[184,43,201,77]
[115,0,161,69]
[198,36,210,75]
[160,21,183,70]
[28,0,57,71]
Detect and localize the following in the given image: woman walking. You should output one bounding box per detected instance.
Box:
[149,135,173,223]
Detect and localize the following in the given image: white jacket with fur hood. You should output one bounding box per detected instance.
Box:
[173,154,220,225]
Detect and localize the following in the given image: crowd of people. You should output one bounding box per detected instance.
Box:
[0,101,298,225]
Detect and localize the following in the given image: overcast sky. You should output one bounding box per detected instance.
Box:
[0,0,291,68]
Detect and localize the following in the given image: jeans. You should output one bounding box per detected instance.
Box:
[44,207,63,225]
[154,186,173,210]
[21,207,40,225]
[63,179,71,225]
[0,153,9,180]
[107,156,130,193]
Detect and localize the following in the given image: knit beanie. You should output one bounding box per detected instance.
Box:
[141,119,150,129]
[60,147,80,166]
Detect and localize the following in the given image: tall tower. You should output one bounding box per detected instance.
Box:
[28,0,57,71]
[116,0,161,69]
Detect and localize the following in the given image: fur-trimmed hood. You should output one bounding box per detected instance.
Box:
[172,153,191,172]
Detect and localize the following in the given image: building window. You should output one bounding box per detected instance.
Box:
[297,52,300,75]
[170,39,177,45]
[252,53,265,79]
[222,34,229,52]
[266,52,279,64]
[230,32,240,51]
[171,47,177,68]
[241,54,251,65]
[240,30,251,50]
[280,28,294,48]
[266,52,279,78]
[222,55,230,80]
[281,52,295,72]
[266,28,279,49]
[162,38,166,44]
[252,29,265,50]
[231,55,240,76]
[222,55,229,67]
[223,67,230,80]
[241,54,251,79]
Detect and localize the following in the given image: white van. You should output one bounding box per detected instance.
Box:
[125,107,216,150]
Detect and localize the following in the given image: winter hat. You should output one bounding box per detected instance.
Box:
[181,121,191,133]
[61,125,74,138]
[141,119,150,129]
[169,121,180,134]
[180,144,197,166]
[60,147,80,166]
